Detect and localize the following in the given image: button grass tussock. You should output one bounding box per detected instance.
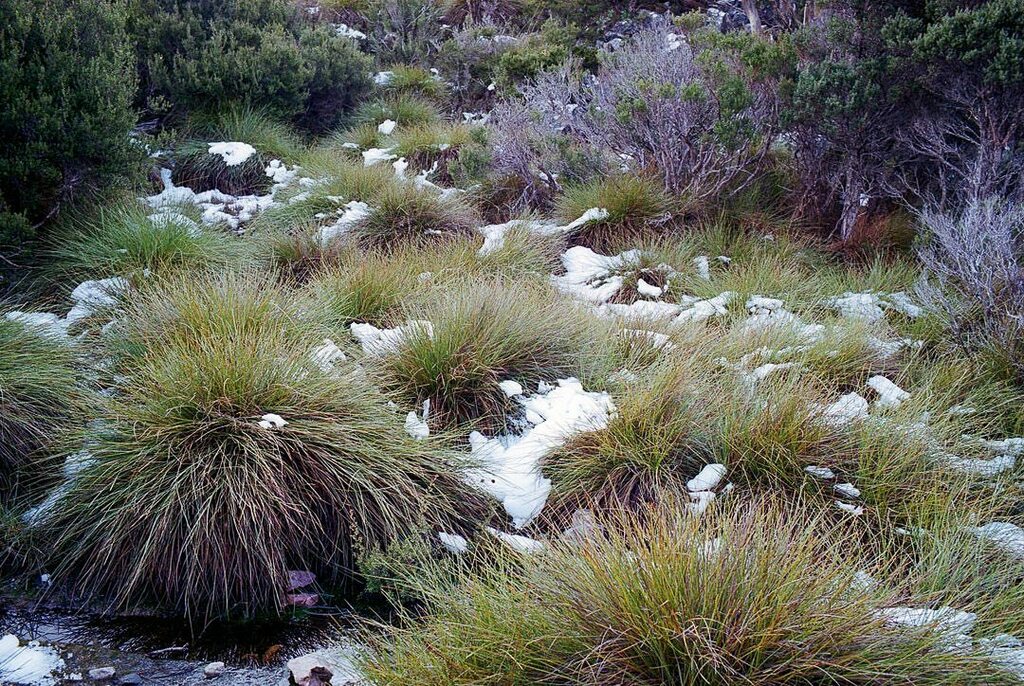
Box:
[4,2,1024,682]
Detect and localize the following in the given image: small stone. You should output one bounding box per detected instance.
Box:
[119,674,143,685]
[89,667,116,681]
[203,661,226,679]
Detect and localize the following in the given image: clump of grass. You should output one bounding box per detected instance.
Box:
[715,376,839,488]
[350,94,442,128]
[378,64,447,100]
[376,280,592,428]
[545,363,714,515]
[36,272,480,620]
[363,500,1015,685]
[172,141,271,196]
[393,123,477,179]
[0,319,85,480]
[170,108,304,195]
[333,121,385,153]
[49,200,246,280]
[306,232,561,324]
[555,174,675,249]
[187,105,306,162]
[306,250,423,326]
[250,161,397,235]
[352,184,478,249]
[257,222,355,283]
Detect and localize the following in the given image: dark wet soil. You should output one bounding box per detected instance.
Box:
[0,601,366,685]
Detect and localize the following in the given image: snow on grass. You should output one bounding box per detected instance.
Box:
[742,295,824,342]
[805,465,836,479]
[144,162,311,231]
[317,200,371,244]
[6,275,129,340]
[438,532,468,554]
[820,392,869,427]
[477,208,608,256]
[257,413,288,430]
[465,378,616,527]
[310,339,347,373]
[0,635,64,686]
[687,463,726,492]
[362,147,398,167]
[486,527,545,554]
[673,292,735,324]
[551,246,635,303]
[972,522,1024,559]
[405,400,430,440]
[377,119,397,135]
[866,375,910,409]
[207,141,256,166]
[350,320,433,357]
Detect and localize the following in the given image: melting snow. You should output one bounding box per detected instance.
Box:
[350,320,433,357]
[972,522,1024,559]
[207,141,256,166]
[438,532,468,554]
[867,375,910,409]
[257,413,287,430]
[487,527,544,554]
[465,378,615,527]
[687,463,726,492]
[0,635,64,686]
[821,393,869,427]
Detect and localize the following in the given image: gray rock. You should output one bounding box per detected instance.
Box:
[204,661,227,679]
[119,674,143,685]
[89,667,116,681]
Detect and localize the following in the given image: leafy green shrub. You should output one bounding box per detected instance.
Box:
[131,0,371,133]
[36,272,480,619]
[0,0,138,247]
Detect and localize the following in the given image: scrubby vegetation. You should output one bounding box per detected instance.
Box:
[2,0,1024,683]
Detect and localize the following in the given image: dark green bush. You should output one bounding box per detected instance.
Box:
[0,0,138,247]
[131,0,372,133]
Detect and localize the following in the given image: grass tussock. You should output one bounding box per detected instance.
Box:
[363,501,1017,685]
[376,280,593,428]
[37,272,480,620]
[555,174,675,249]
[0,319,85,477]
[352,184,478,249]
[49,201,246,280]
[350,94,442,129]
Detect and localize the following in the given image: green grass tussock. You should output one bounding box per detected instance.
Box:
[376,280,593,428]
[555,174,675,249]
[49,200,246,280]
[352,184,478,249]
[36,272,481,620]
[363,501,1016,685]
[0,319,85,479]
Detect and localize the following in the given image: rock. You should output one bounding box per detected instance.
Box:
[286,570,316,591]
[89,667,116,681]
[203,661,226,679]
[119,674,143,685]
[288,649,362,686]
[285,592,319,607]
